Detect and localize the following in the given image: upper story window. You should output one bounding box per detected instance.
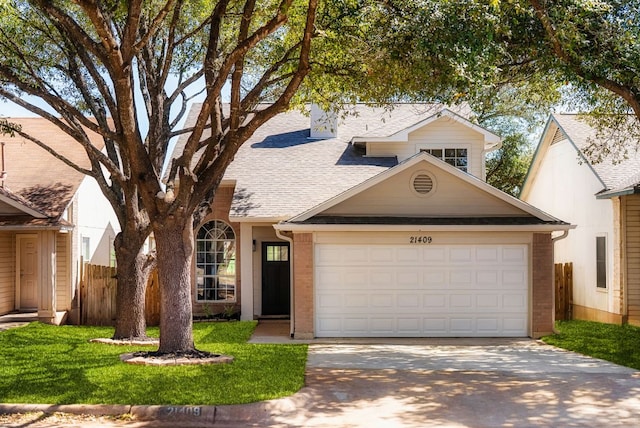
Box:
[196,220,236,302]
[421,148,468,172]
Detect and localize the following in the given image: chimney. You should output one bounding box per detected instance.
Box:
[310,104,338,139]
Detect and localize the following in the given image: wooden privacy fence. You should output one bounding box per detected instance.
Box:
[555,262,573,321]
[80,263,161,326]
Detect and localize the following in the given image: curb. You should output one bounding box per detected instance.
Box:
[0,403,217,424]
[0,391,314,426]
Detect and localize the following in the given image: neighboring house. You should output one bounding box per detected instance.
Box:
[522,114,640,326]
[0,118,119,324]
[174,104,572,339]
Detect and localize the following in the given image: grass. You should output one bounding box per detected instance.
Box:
[0,321,307,406]
[542,320,640,370]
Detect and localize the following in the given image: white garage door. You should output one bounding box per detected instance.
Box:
[315,244,529,337]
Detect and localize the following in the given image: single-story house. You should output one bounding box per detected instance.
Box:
[176,104,572,339]
[0,118,119,324]
[521,113,640,326]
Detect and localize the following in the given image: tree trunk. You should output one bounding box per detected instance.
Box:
[154,215,195,353]
[112,232,153,340]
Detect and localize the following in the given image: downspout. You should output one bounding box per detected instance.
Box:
[275,228,295,338]
[551,230,569,243]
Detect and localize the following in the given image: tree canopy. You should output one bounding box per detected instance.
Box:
[0,0,317,353]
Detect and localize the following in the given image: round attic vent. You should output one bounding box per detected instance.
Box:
[411,172,435,196]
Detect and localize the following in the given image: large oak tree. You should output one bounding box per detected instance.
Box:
[0,0,316,353]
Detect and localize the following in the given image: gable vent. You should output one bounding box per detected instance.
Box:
[551,128,566,145]
[413,174,434,194]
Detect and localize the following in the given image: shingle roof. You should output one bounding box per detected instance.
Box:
[174,104,466,219]
[553,114,640,193]
[0,118,103,221]
[225,107,398,218]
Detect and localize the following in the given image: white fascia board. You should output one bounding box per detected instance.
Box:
[228,215,289,223]
[520,116,556,200]
[274,223,575,233]
[351,109,501,146]
[0,194,47,218]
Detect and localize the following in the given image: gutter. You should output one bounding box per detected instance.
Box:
[275,223,574,233]
[275,228,295,339]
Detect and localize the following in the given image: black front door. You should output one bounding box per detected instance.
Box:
[262,242,291,316]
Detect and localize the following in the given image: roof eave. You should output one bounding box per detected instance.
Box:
[274,223,574,233]
[228,215,290,223]
[595,186,640,199]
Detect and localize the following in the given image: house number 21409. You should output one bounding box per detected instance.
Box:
[409,236,432,244]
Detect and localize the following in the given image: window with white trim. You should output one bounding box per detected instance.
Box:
[196,220,236,302]
[596,236,607,289]
[421,148,468,172]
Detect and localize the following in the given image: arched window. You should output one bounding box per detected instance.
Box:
[195,220,236,302]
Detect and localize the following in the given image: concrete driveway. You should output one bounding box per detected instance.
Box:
[218,338,640,427]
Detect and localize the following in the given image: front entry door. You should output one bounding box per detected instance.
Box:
[18,235,38,309]
[262,242,290,316]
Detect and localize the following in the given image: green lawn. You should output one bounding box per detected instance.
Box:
[0,321,307,406]
[542,320,640,370]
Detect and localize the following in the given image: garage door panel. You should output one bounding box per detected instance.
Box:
[370,247,394,263]
[344,317,369,334]
[423,247,447,262]
[450,270,473,286]
[476,318,500,333]
[315,244,528,337]
[397,317,421,334]
[397,247,421,262]
[503,270,527,286]
[370,294,393,308]
[371,271,394,287]
[476,270,499,285]
[371,318,395,334]
[503,294,527,309]
[398,294,421,308]
[450,294,473,308]
[502,246,526,263]
[450,318,474,334]
[503,317,527,333]
[449,248,473,262]
[423,318,448,334]
[476,247,499,262]
[397,271,422,288]
[424,270,447,286]
[317,293,342,309]
[476,294,500,309]
[344,294,368,308]
[423,294,447,308]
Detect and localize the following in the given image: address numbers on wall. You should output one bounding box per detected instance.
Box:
[409,236,433,244]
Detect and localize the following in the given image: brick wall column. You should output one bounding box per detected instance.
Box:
[293,232,314,339]
[532,233,554,338]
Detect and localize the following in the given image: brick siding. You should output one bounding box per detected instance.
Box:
[532,233,554,338]
[292,233,314,339]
